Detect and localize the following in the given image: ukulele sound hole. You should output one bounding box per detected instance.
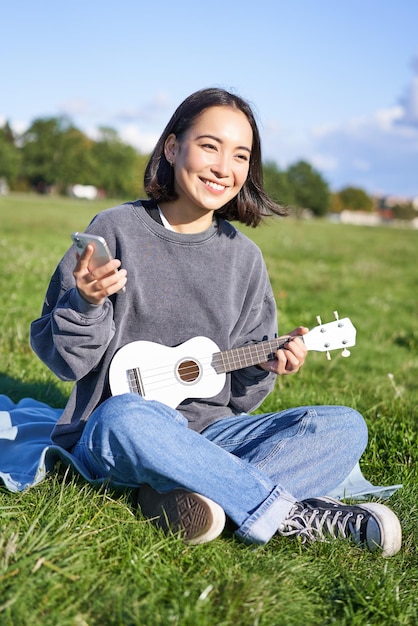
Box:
[177,359,201,383]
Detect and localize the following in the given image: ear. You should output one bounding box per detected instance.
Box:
[164,134,178,165]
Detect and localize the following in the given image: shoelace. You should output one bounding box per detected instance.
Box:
[280,505,365,543]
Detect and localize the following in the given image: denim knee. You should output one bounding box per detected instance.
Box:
[345,406,368,455]
[89,393,188,440]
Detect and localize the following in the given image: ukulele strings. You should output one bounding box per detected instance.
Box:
[125,337,291,393]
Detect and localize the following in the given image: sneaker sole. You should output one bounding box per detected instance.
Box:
[138,486,226,545]
[318,496,402,557]
[358,501,402,557]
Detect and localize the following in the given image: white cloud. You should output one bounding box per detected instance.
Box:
[374,106,403,130]
[311,121,340,139]
[313,106,418,191]
[56,93,173,153]
[311,106,404,141]
[310,153,339,172]
[398,56,418,126]
[0,118,29,136]
[59,98,94,117]
[112,92,172,125]
[118,124,160,153]
[0,115,28,135]
[264,59,418,196]
[13,121,29,135]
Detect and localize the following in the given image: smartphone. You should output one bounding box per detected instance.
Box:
[71,232,125,292]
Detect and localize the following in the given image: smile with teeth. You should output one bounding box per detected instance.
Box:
[202,178,226,191]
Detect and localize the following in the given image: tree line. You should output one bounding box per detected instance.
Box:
[0,114,396,218]
[0,116,148,200]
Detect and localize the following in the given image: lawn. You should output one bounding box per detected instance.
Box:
[0,193,417,625]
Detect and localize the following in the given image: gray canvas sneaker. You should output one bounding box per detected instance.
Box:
[278,496,402,557]
[137,484,226,545]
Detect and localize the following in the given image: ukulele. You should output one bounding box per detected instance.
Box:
[109,312,356,409]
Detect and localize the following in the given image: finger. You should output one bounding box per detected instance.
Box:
[288,326,309,337]
[99,268,127,292]
[74,244,95,272]
[279,335,306,359]
[90,267,127,295]
[277,342,306,374]
[284,351,302,372]
[270,350,288,375]
[90,259,121,280]
[285,337,307,359]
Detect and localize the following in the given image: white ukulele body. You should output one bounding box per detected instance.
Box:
[109,316,356,409]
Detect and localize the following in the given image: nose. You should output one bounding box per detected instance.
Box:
[211,153,230,178]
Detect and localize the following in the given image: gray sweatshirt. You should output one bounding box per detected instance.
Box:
[30,200,277,450]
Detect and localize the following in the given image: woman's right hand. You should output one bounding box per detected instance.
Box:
[73,244,127,305]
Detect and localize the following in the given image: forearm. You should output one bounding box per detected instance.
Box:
[30,287,115,381]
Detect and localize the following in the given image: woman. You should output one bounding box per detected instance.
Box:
[30,88,401,555]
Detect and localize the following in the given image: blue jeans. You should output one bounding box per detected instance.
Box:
[72,393,368,544]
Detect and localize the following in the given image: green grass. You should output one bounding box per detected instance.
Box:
[0,193,417,625]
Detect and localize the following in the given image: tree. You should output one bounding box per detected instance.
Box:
[262,161,295,207]
[329,192,345,214]
[58,127,97,188]
[0,123,21,186]
[390,202,417,221]
[92,127,143,197]
[286,160,330,217]
[337,186,373,212]
[20,116,96,192]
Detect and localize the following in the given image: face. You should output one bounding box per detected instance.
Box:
[165,106,253,214]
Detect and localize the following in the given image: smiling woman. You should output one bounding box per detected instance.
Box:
[144,87,286,227]
[29,87,402,555]
[158,106,253,232]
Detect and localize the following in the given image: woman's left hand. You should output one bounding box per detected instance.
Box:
[259,326,309,375]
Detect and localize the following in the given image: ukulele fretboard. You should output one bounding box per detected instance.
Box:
[211,337,291,374]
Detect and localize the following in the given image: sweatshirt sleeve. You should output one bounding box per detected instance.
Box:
[30,247,115,381]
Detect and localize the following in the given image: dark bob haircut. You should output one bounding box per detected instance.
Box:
[144,87,286,227]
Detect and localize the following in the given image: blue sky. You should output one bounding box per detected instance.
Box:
[2,0,418,197]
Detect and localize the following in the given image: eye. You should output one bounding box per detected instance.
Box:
[201,143,217,151]
[236,152,249,162]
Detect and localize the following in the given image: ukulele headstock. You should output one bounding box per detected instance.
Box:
[303,311,356,360]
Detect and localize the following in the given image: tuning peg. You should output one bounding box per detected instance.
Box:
[333,310,339,320]
[316,315,322,325]
[326,351,331,360]
[341,348,351,358]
